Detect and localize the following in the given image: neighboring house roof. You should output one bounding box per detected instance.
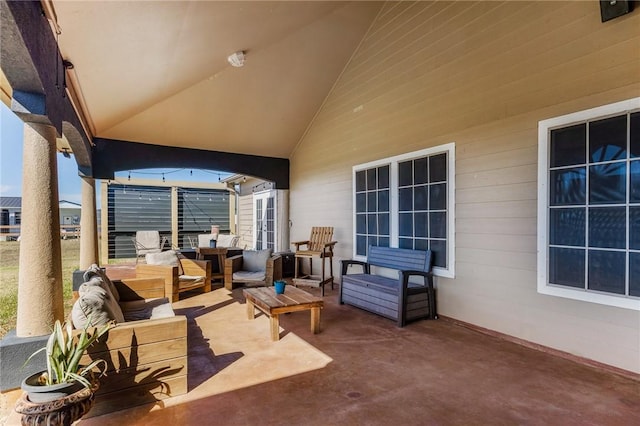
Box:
[0,198,82,210]
[0,197,21,209]
[59,200,81,208]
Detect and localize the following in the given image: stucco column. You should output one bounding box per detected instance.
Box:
[16,122,63,337]
[79,177,98,269]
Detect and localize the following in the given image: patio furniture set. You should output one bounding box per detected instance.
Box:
[67,226,436,418]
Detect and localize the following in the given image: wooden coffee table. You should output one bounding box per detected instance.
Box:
[243,286,324,341]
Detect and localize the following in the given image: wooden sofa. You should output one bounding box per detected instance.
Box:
[340,246,437,327]
[73,268,187,417]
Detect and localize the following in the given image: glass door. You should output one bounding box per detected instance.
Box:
[254,190,275,250]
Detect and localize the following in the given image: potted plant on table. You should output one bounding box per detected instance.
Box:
[20,318,113,403]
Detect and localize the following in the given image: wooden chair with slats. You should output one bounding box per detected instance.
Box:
[292,227,337,295]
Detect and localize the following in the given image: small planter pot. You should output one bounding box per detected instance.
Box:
[21,371,84,403]
[274,280,286,294]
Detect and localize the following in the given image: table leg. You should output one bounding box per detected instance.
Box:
[270,314,280,341]
[310,307,321,334]
[246,299,255,320]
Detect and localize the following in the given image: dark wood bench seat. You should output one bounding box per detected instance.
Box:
[340,246,437,327]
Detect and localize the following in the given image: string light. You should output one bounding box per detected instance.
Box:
[128,171,131,181]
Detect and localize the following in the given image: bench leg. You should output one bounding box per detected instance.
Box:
[246,299,255,320]
[270,314,280,341]
[310,307,321,334]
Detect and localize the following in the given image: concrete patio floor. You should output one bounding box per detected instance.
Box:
[3,283,639,425]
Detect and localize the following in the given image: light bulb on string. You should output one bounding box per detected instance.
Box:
[128,172,131,181]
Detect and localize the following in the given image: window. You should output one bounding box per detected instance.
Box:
[538,98,640,310]
[353,143,455,278]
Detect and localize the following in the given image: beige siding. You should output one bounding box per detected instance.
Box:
[290,1,640,372]
[236,193,253,250]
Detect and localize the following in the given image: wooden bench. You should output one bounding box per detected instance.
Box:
[340,246,437,327]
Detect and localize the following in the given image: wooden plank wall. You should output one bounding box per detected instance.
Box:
[289,1,640,373]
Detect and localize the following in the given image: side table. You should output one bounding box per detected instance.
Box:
[196,247,227,283]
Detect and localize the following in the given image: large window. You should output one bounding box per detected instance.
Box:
[538,98,640,310]
[353,144,455,278]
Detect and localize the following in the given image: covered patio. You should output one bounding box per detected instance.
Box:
[1,0,639,423]
[5,283,640,424]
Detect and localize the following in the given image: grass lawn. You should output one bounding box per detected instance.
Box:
[0,239,80,337]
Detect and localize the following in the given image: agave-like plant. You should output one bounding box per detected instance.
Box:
[26,318,113,389]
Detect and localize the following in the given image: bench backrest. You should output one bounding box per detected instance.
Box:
[367,246,433,272]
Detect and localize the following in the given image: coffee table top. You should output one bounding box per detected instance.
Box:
[243,286,323,314]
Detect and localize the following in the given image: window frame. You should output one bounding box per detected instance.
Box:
[537,97,640,311]
[352,143,456,278]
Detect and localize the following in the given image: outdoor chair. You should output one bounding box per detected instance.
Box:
[132,230,167,263]
[135,250,211,302]
[292,227,337,292]
[224,249,282,290]
[197,233,240,248]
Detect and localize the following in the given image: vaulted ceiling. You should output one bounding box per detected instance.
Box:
[51,1,382,159]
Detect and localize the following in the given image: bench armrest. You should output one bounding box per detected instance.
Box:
[114,277,167,301]
[81,315,187,372]
[180,258,211,280]
[400,270,437,321]
[341,259,369,275]
[399,270,434,288]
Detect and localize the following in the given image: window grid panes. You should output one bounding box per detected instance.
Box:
[548,111,639,299]
[353,145,453,275]
[355,165,390,256]
[398,153,448,268]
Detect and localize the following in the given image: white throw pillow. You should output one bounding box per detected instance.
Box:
[146,250,184,275]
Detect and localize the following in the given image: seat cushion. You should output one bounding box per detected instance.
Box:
[146,250,184,275]
[242,249,272,272]
[178,275,206,291]
[233,271,266,282]
[119,297,175,321]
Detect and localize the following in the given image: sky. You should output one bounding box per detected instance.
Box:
[0,103,230,208]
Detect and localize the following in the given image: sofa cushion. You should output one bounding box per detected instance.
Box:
[242,249,272,272]
[83,264,120,302]
[119,297,175,322]
[233,270,266,282]
[146,250,184,275]
[72,285,120,328]
[78,277,126,323]
[178,275,206,291]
